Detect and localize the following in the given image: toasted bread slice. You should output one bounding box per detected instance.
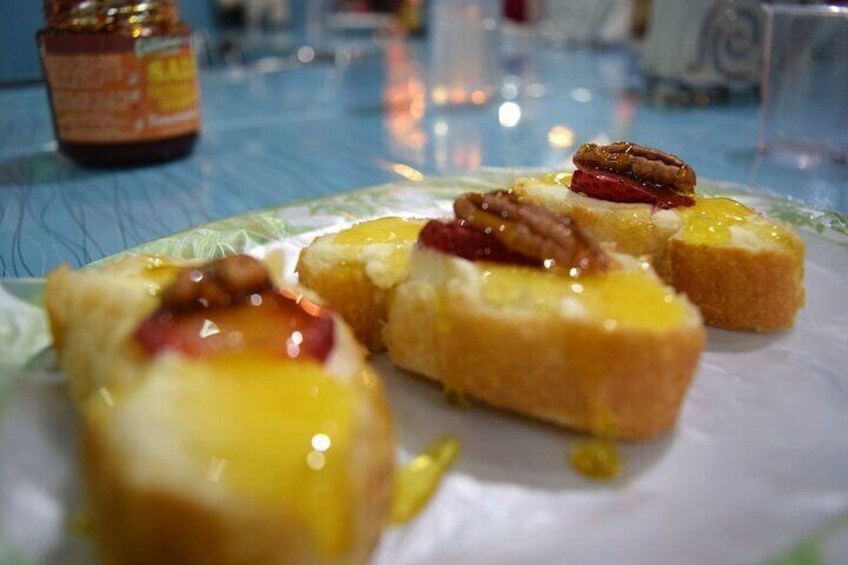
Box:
[296,217,425,351]
[45,257,394,565]
[512,173,805,331]
[384,246,705,440]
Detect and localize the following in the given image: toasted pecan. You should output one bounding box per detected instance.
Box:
[574,141,696,194]
[454,191,609,275]
[161,254,272,311]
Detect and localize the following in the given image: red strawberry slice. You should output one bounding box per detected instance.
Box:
[134,288,335,362]
[571,169,694,209]
[418,219,538,266]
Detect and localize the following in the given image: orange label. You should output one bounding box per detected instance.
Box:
[40,34,201,143]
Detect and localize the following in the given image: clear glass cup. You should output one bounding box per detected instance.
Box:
[759,5,848,167]
[427,0,501,107]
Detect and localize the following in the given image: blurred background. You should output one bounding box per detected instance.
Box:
[0,1,835,84]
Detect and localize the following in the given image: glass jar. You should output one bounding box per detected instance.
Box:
[37,0,201,167]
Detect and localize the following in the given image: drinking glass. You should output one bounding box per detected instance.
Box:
[759,5,848,167]
[428,0,501,107]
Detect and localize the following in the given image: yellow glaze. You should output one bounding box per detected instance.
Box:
[479,264,687,331]
[331,217,426,288]
[391,436,460,523]
[679,196,793,250]
[540,171,574,187]
[570,439,622,480]
[94,353,356,556]
[141,254,180,277]
[535,174,795,253]
[334,216,424,246]
[132,254,182,297]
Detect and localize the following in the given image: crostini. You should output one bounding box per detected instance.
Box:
[511,141,805,332]
[46,255,394,565]
[298,192,705,440]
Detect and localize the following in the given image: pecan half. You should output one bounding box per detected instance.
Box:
[161,254,273,312]
[454,191,609,275]
[573,141,696,194]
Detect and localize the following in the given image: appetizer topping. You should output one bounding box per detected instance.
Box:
[574,141,696,193]
[453,190,610,275]
[571,141,696,209]
[162,254,272,311]
[570,169,695,209]
[136,255,334,361]
[418,218,537,266]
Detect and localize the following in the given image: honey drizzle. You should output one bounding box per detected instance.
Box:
[571,371,623,481]
[391,436,460,523]
[570,439,622,480]
[333,217,424,246]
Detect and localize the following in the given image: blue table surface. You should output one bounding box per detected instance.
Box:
[1,39,846,278]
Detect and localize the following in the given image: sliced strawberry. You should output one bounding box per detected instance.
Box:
[418,219,538,266]
[134,289,334,362]
[571,169,694,209]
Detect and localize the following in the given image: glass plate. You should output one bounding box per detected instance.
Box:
[1,170,847,565]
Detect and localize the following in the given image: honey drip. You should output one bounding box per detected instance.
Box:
[572,403,622,481]
[391,436,460,523]
[570,439,622,480]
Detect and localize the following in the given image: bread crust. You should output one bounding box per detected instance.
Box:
[295,223,423,353]
[669,238,805,331]
[385,252,705,440]
[46,261,158,404]
[512,178,805,331]
[297,256,390,352]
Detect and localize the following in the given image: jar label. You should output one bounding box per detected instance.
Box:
[39,33,201,143]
